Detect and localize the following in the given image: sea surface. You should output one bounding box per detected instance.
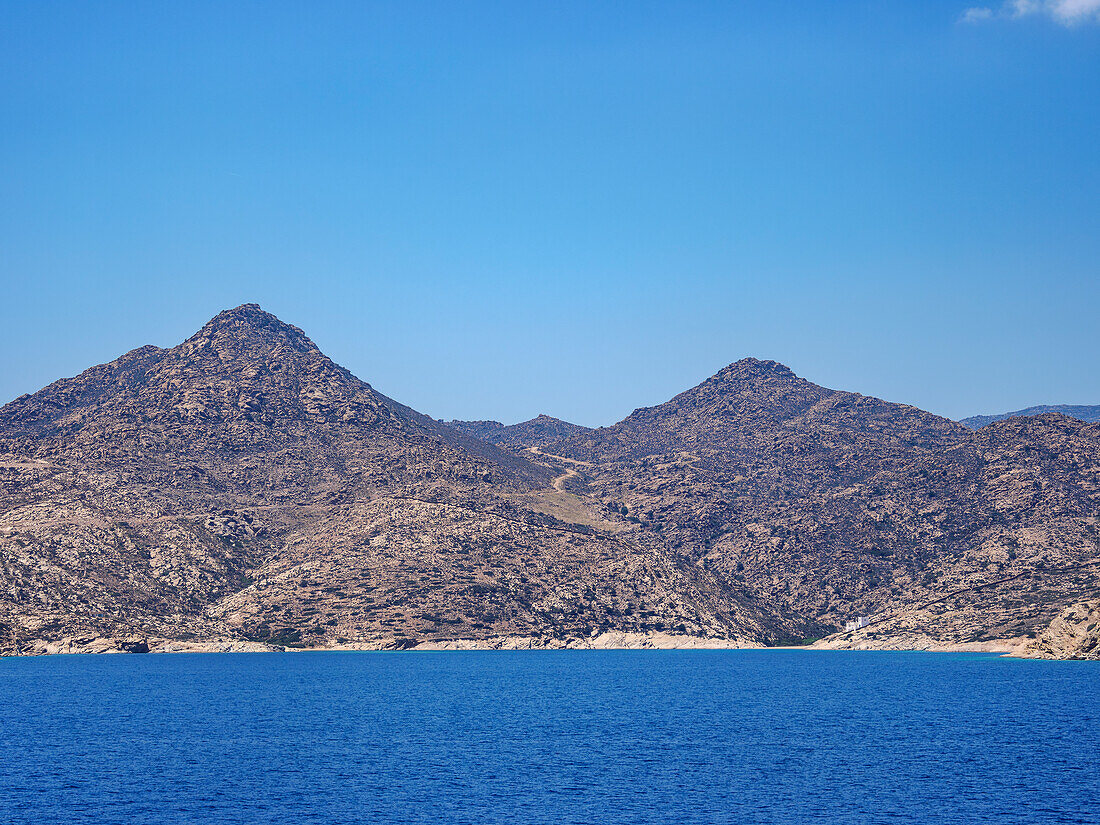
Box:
[1,650,1097,824]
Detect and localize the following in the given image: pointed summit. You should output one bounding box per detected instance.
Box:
[551,357,836,459]
[195,303,303,336]
[181,304,320,362]
[208,302,266,321]
[193,303,281,336]
[713,357,797,382]
[0,307,546,490]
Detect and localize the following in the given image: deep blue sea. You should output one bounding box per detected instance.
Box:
[1,650,1097,824]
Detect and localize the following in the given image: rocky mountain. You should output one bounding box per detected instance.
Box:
[544,359,1100,652]
[444,419,508,442]
[961,404,1100,429]
[445,414,592,450]
[0,306,771,654]
[2,319,1098,658]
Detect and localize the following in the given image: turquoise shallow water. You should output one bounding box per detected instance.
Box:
[1,650,1097,824]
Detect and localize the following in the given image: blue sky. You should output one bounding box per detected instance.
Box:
[1,1,1098,426]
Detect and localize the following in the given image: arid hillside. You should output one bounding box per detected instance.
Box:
[0,306,771,654]
[2,311,1098,658]
[961,404,1100,429]
[544,360,1100,651]
[446,415,592,450]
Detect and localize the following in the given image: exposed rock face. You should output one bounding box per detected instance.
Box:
[445,414,592,450]
[444,419,506,442]
[961,404,1100,429]
[0,306,767,654]
[2,313,1098,657]
[0,304,540,491]
[545,359,1100,644]
[1023,599,1100,660]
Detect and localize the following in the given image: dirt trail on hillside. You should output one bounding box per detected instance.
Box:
[526,447,592,491]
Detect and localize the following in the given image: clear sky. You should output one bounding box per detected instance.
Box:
[2,1,1098,427]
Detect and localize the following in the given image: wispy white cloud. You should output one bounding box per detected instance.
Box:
[960,0,1100,24]
[961,6,996,21]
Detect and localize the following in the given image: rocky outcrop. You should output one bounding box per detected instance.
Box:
[446,414,591,450]
[1022,600,1100,660]
[961,404,1100,429]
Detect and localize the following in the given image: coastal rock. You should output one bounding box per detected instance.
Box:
[1022,600,1100,660]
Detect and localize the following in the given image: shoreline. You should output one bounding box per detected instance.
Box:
[3,630,1088,660]
[5,630,763,657]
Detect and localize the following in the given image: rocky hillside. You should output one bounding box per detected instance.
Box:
[2,318,1098,657]
[446,415,592,450]
[0,306,771,654]
[961,404,1100,429]
[545,360,1100,648]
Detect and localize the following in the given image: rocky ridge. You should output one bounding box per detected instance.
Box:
[541,360,1100,648]
[2,310,1098,657]
[961,404,1100,429]
[0,306,770,655]
[445,415,592,450]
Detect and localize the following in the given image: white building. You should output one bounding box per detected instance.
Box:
[845,616,870,632]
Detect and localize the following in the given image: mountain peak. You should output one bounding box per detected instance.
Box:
[713,358,796,382]
[182,304,319,360]
[548,356,835,460]
[960,404,1100,429]
[197,303,288,334]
